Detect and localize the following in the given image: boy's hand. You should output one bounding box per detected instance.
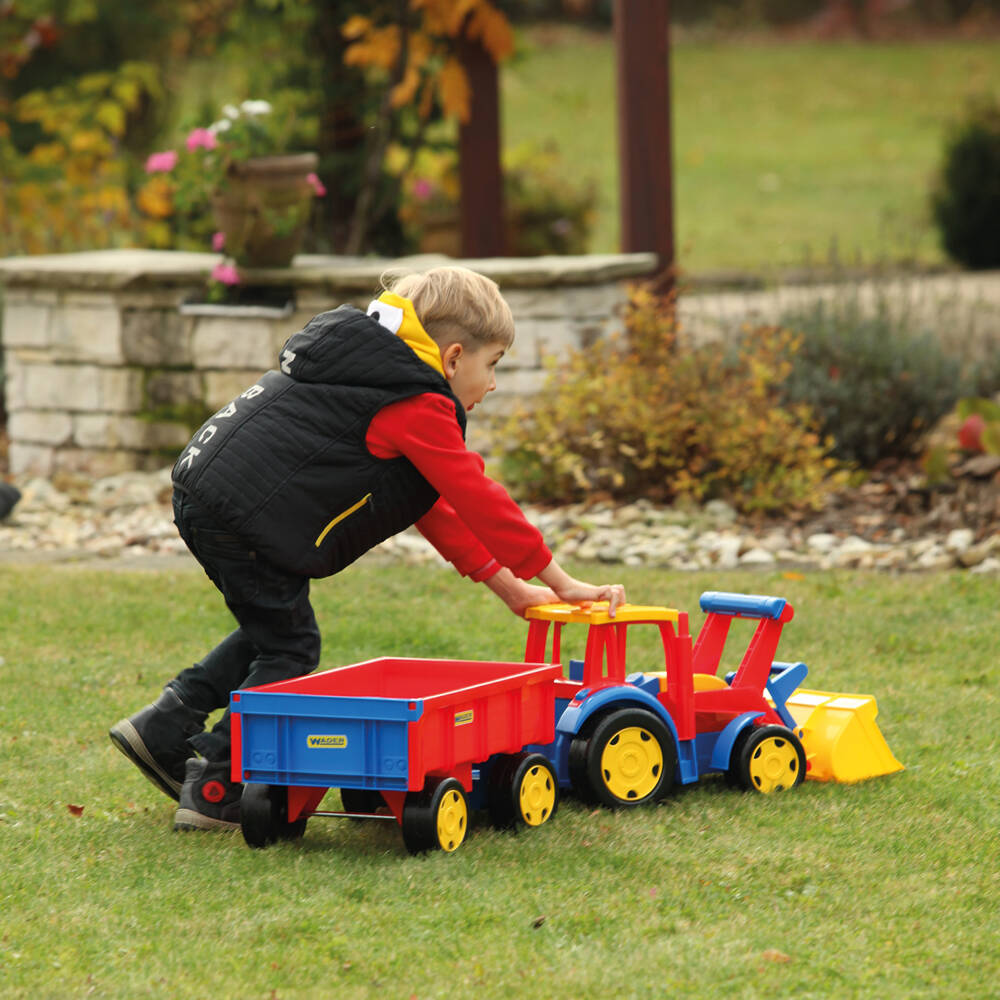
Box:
[483,563,627,619]
[483,569,559,618]
[537,561,626,618]
[552,580,627,618]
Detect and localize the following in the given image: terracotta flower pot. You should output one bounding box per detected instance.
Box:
[211,153,318,268]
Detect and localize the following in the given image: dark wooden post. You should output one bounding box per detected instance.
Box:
[309,1,369,253]
[614,0,675,281]
[457,34,506,257]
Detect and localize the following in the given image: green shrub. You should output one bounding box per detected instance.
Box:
[499,288,841,514]
[503,143,595,256]
[394,141,594,257]
[780,292,964,468]
[931,97,1000,270]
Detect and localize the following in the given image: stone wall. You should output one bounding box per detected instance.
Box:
[0,249,655,478]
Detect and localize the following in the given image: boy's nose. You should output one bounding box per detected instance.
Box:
[488,371,497,392]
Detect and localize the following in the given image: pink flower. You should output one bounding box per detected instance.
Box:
[210,262,240,286]
[186,128,218,152]
[412,178,434,202]
[306,172,326,197]
[144,150,178,174]
[211,231,226,252]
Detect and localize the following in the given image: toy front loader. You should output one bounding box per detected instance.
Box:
[779,687,903,783]
[695,592,903,784]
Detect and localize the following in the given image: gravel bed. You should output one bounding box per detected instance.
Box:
[2,468,998,575]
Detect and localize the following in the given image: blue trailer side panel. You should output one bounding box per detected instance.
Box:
[235,691,421,789]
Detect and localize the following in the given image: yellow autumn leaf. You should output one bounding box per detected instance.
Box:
[762,949,792,964]
[383,144,409,175]
[111,77,141,108]
[418,78,435,121]
[136,177,174,219]
[144,219,173,248]
[437,57,471,122]
[408,30,433,70]
[70,129,110,154]
[341,14,372,40]
[344,25,401,72]
[95,100,126,137]
[390,63,421,109]
[97,186,128,213]
[468,4,514,61]
[29,142,67,167]
[446,0,480,35]
[16,182,46,209]
[413,0,453,36]
[67,160,99,184]
[79,71,113,95]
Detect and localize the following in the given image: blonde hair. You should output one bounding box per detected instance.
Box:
[384,265,515,350]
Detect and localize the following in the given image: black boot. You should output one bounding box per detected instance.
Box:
[173,758,242,832]
[109,687,208,801]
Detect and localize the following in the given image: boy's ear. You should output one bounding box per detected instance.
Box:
[440,341,463,378]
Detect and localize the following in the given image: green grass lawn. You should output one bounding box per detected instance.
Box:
[503,26,1000,274]
[1,561,997,998]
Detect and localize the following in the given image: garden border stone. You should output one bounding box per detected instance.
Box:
[0,249,656,477]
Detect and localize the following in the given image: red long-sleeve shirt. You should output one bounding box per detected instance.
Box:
[365,393,551,582]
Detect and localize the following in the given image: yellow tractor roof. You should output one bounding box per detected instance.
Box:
[525,602,680,625]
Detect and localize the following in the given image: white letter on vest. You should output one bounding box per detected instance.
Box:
[177,446,201,472]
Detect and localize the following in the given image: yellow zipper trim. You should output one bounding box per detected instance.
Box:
[314,493,372,548]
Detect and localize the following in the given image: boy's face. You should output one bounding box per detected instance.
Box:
[442,342,505,412]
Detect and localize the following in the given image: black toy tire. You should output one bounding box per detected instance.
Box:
[583,707,676,809]
[568,729,598,804]
[401,776,469,855]
[725,727,754,789]
[737,725,806,794]
[487,752,559,830]
[240,782,307,849]
[339,787,385,816]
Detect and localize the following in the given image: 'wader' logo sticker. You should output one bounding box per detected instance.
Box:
[307,734,348,749]
[454,710,474,727]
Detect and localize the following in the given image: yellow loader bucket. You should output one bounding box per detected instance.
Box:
[782,689,904,783]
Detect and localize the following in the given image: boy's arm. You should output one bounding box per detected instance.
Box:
[481,566,559,617]
[369,395,626,615]
[414,497,499,581]
[368,394,551,578]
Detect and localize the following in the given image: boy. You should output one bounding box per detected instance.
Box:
[110,266,625,831]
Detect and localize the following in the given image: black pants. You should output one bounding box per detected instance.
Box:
[170,488,321,763]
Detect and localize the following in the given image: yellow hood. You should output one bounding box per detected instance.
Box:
[366,291,444,376]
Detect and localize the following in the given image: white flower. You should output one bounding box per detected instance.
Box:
[208,118,232,134]
[240,100,272,117]
[222,104,240,120]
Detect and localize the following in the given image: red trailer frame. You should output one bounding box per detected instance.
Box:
[230,656,562,853]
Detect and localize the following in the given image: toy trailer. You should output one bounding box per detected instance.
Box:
[230,656,562,854]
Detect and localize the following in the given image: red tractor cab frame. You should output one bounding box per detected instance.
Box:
[523,592,809,799]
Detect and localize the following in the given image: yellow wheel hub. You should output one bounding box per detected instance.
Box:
[600,726,663,801]
[518,764,556,826]
[435,788,468,852]
[747,736,800,793]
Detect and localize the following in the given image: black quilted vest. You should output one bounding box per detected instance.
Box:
[172,305,466,578]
